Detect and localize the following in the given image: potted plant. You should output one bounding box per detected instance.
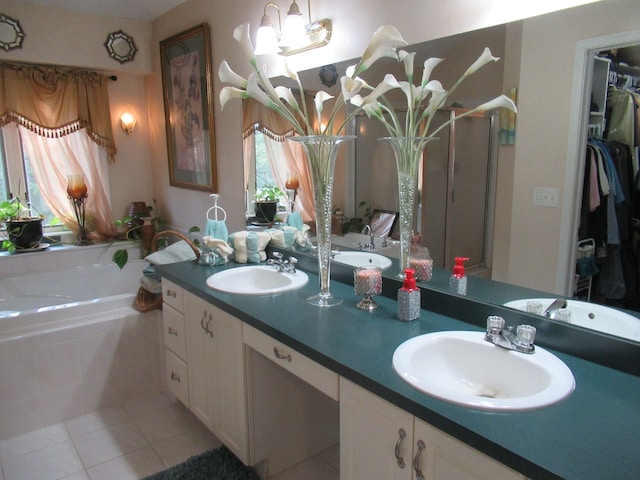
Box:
[0,197,44,252]
[254,185,284,223]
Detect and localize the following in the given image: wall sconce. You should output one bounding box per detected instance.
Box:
[119,111,136,134]
[254,0,332,56]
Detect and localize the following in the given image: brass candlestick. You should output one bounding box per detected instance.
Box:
[67,174,92,245]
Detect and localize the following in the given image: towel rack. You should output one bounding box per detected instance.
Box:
[206,193,227,222]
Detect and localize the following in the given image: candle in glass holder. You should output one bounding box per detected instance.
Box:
[354,265,382,296]
[285,172,300,191]
[409,257,433,282]
[67,174,88,199]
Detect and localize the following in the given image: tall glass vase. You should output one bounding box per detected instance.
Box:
[382,137,435,277]
[289,135,356,307]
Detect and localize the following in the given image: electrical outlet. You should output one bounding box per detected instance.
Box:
[533,187,560,207]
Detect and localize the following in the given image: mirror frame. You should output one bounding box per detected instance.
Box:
[103,30,138,64]
[0,13,25,52]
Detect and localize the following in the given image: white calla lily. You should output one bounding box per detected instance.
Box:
[233,24,256,63]
[314,91,334,128]
[283,58,299,81]
[275,86,299,110]
[220,86,245,110]
[463,47,499,77]
[398,50,416,80]
[246,73,276,109]
[340,76,364,100]
[355,25,407,76]
[421,57,444,87]
[218,60,247,88]
[475,94,517,113]
[362,74,401,104]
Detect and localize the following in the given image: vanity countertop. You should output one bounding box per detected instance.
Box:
[156,260,640,480]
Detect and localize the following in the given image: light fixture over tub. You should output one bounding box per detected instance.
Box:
[254,0,332,56]
[119,111,136,134]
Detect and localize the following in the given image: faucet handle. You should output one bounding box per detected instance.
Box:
[486,315,505,334]
[516,325,536,347]
[272,251,283,260]
[288,256,298,265]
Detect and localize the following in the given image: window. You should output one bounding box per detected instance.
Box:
[0,125,57,226]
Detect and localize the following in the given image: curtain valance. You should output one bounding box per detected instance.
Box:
[0,63,117,160]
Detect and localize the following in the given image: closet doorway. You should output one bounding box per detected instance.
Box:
[563,32,640,311]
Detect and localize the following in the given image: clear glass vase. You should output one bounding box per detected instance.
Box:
[288,135,356,307]
[381,137,436,277]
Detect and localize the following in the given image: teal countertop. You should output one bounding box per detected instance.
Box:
[157,260,640,480]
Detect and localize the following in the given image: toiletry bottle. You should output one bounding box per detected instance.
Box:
[449,257,469,295]
[397,268,421,321]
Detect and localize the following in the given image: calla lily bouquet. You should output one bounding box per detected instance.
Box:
[348,44,517,164]
[219,24,408,136]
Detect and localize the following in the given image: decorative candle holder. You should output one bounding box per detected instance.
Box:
[354,265,383,311]
[67,174,92,246]
[285,171,299,212]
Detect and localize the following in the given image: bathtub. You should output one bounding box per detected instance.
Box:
[0,243,163,440]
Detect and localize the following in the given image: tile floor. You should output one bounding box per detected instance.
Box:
[0,392,339,480]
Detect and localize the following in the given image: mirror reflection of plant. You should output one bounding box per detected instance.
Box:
[342,200,373,234]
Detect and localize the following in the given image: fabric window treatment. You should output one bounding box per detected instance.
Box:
[242,97,315,222]
[0,63,118,240]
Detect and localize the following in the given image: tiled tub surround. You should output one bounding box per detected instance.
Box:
[0,244,162,441]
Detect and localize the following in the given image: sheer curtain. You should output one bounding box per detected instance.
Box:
[242,98,315,222]
[0,63,118,240]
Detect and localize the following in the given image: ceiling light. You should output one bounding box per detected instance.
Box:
[254,0,332,56]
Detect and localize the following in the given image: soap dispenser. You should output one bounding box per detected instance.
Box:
[397,268,420,322]
[449,257,469,295]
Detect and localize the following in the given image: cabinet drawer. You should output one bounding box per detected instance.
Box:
[162,279,183,312]
[243,324,338,400]
[165,348,189,406]
[163,304,186,360]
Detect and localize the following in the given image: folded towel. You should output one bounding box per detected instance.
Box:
[228,231,270,263]
[204,219,229,242]
[145,240,199,265]
[202,236,234,265]
[286,212,304,229]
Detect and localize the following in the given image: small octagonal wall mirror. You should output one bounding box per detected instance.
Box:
[104,30,137,64]
[0,13,25,52]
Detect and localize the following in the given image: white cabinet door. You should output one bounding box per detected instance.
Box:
[413,418,525,480]
[340,377,413,480]
[184,292,249,464]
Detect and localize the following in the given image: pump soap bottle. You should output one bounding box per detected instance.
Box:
[449,257,469,295]
[397,268,420,322]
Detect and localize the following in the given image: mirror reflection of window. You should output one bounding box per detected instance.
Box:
[368,209,398,238]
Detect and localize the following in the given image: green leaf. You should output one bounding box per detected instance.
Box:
[188,225,201,233]
[112,249,129,269]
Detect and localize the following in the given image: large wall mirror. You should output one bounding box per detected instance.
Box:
[242,2,640,347]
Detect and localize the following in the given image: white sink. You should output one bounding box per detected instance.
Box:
[333,251,392,270]
[206,265,308,295]
[392,331,575,412]
[504,298,640,341]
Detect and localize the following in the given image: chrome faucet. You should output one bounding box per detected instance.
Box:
[268,251,298,273]
[544,298,567,319]
[484,316,536,354]
[363,225,374,250]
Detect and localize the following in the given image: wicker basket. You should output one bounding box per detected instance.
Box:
[134,230,200,312]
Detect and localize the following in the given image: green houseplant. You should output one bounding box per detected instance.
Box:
[0,197,44,252]
[254,185,284,223]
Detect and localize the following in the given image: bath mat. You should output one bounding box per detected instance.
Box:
[143,446,260,480]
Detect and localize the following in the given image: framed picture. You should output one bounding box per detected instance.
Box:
[160,23,217,192]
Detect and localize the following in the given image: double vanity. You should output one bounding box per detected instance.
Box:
[156,253,640,479]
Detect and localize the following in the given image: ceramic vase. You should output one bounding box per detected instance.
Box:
[288,135,355,307]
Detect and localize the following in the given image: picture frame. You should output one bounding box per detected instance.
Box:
[160,23,217,192]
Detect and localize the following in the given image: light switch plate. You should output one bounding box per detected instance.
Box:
[533,187,560,207]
